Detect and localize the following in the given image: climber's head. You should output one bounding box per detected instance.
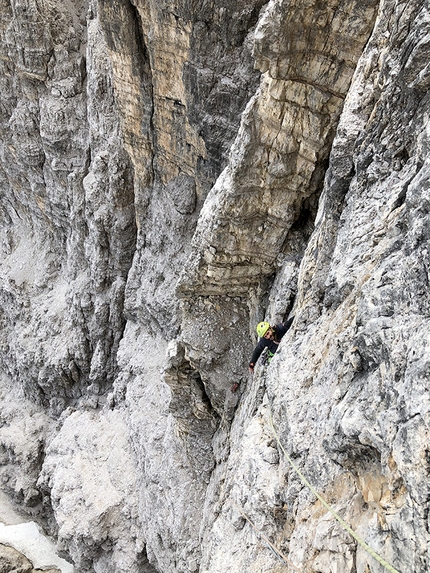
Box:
[256,321,270,338]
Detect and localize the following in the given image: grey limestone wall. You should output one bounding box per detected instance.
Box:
[0,1,429,572]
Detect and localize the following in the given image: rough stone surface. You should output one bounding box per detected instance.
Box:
[0,542,60,573]
[0,0,429,572]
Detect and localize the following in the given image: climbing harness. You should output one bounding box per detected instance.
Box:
[260,348,275,366]
[268,410,402,573]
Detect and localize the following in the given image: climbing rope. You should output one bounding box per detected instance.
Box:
[268,410,402,573]
[231,500,303,572]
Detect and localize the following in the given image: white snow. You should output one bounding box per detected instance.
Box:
[0,492,75,573]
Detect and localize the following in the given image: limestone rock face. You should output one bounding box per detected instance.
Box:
[0,0,429,572]
[0,543,60,573]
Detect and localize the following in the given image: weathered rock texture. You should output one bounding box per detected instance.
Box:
[0,543,60,573]
[0,0,429,572]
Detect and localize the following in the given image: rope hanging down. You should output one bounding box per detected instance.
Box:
[268,410,401,573]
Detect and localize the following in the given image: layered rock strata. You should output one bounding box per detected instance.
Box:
[0,0,429,572]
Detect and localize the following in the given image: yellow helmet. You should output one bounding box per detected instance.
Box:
[256,321,270,338]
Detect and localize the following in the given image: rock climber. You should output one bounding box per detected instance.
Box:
[230,316,294,393]
[248,316,294,374]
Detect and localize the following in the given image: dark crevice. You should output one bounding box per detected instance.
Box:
[136,547,159,573]
[292,203,316,237]
[391,186,408,212]
[127,0,156,185]
[282,293,296,322]
[192,369,218,417]
[183,2,267,191]
[89,1,155,404]
[393,146,410,168]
